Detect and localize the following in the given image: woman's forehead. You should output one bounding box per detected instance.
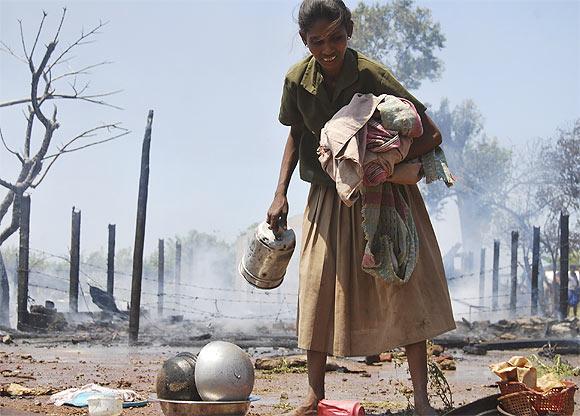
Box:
[306,18,345,39]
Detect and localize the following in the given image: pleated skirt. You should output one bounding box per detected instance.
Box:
[297,184,455,357]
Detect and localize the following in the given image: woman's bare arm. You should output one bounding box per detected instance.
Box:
[405,113,442,161]
[266,126,301,234]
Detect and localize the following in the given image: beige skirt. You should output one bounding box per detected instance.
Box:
[298,184,455,357]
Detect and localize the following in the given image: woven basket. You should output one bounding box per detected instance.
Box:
[498,391,538,416]
[497,380,577,415]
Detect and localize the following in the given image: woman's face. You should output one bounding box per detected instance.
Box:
[301,19,352,78]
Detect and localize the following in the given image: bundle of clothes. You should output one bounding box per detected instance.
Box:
[317,93,454,285]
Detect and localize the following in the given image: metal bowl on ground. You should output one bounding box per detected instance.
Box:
[195,341,255,401]
[156,352,202,401]
[156,397,251,416]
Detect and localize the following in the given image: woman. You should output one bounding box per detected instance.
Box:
[266,1,455,414]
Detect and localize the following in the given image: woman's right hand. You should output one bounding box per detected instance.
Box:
[266,193,289,237]
[387,162,423,185]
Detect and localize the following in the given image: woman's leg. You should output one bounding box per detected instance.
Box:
[405,340,437,416]
[292,350,327,416]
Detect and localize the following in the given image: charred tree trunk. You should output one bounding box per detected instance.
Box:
[17,195,31,330]
[107,224,116,296]
[69,208,81,314]
[510,231,519,316]
[158,239,164,317]
[531,226,540,315]
[129,110,153,344]
[492,240,500,311]
[0,250,10,326]
[559,213,569,320]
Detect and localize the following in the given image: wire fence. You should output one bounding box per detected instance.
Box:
[6,246,558,326]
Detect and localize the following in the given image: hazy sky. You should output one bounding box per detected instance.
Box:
[1,0,579,258]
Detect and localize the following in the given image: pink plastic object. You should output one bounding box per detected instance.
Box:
[318,400,365,416]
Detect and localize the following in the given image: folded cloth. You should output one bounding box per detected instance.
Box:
[420,146,455,187]
[318,93,422,206]
[318,399,365,416]
[377,95,424,138]
[361,182,419,285]
[48,383,144,407]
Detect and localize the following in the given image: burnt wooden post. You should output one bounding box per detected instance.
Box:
[129,110,154,344]
[559,213,569,320]
[17,195,31,330]
[0,251,9,327]
[510,231,519,316]
[531,226,540,315]
[69,207,81,314]
[479,248,486,308]
[107,224,116,296]
[175,240,182,309]
[492,240,500,311]
[158,239,164,317]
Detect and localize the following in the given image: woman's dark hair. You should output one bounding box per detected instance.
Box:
[298,0,352,33]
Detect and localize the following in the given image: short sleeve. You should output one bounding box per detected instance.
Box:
[376,69,427,115]
[278,77,302,126]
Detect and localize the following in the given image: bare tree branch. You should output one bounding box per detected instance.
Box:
[18,19,30,62]
[33,124,129,188]
[0,192,22,246]
[0,179,16,192]
[30,42,57,128]
[0,41,27,64]
[52,61,112,82]
[53,8,67,43]
[30,11,48,60]
[24,107,33,158]
[42,123,128,160]
[0,127,24,163]
[0,90,123,110]
[0,191,15,224]
[46,20,107,74]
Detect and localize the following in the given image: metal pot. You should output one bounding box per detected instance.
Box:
[239,221,295,290]
[156,352,201,401]
[194,341,255,401]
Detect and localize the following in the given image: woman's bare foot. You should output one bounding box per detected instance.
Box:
[413,400,438,416]
[292,392,319,416]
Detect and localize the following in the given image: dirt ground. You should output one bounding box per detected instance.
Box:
[0,339,579,416]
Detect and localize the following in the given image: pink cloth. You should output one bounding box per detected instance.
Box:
[363,117,413,186]
[318,400,365,416]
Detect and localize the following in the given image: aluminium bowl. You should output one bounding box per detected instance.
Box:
[155,397,250,416]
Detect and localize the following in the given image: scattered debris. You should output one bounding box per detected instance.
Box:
[2,335,12,344]
[463,344,487,355]
[0,383,55,397]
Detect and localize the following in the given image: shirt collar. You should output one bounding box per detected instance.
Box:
[300,48,359,101]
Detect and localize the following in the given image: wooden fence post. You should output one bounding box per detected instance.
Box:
[492,240,500,311]
[559,213,569,320]
[129,110,154,344]
[69,207,81,314]
[479,248,486,309]
[17,195,31,330]
[510,231,519,316]
[531,226,540,315]
[107,224,116,296]
[158,239,164,317]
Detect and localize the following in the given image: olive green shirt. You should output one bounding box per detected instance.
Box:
[279,48,426,186]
